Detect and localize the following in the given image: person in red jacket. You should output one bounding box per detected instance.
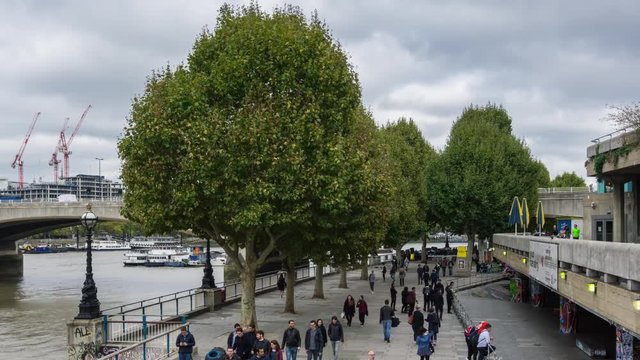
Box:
[356,295,369,326]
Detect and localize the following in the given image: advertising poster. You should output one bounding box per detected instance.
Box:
[529,241,558,290]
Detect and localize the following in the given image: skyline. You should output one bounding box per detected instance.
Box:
[2,1,639,184]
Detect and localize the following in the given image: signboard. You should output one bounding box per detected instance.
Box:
[458,259,466,269]
[457,246,467,258]
[529,241,558,290]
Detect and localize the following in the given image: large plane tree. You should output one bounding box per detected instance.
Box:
[118,4,364,326]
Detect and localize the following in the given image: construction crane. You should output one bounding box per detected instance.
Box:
[49,117,69,183]
[11,112,41,189]
[59,104,92,179]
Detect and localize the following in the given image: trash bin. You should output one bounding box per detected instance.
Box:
[205,347,225,360]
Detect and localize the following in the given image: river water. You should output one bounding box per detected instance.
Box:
[0,250,225,360]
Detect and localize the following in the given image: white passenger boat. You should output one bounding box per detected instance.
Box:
[88,239,131,251]
[144,247,190,267]
[123,250,148,266]
[129,236,181,249]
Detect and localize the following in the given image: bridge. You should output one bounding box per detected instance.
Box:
[0,200,125,249]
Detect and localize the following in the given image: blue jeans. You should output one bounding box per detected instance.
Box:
[330,340,341,360]
[382,320,391,340]
[286,346,298,360]
[178,353,192,360]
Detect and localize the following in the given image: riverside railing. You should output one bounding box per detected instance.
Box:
[103,315,185,344]
[99,321,188,360]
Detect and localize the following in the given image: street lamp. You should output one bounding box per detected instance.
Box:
[75,204,101,319]
[201,237,216,289]
[95,157,104,201]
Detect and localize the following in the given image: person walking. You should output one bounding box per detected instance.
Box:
[476,323,494,360]
[176,326,196,360]
[343,295,356,327]
[433,290,444,320]
[233,328,252,360]
[228,323,242,349]
[382,265,387,282]
[407,287,417,316]
[399,267,406,286]
[327,316,344,360]
[390,262,397,283]
[316,319,328,360]
[430,269,439,287]
[447,258,454,276]
[410,305,425,341]
[416,327,435,360]
[426,307,440,345]
[269,340,284,360]
[417,264,424,285]
[253,330,270,355]
[445,282,454,314]
[368,270,376,293]
[282,320,301,360]
[277,273,287,298]
[390,283,397,310]
[441,259,447,278]
[433,279,444,295]
[379,299,394,343]
[356,295,369,326]
[224,348,241,360]
[401,286,409,313]
[305,320,323,360]
[422,264,430,286]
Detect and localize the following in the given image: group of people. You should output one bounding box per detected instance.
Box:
[223,318,345,360]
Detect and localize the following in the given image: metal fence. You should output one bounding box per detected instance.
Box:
[537,186,590,194]
[98,321,188,360]
[102,288,206,319]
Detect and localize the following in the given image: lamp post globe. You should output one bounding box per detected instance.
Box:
[76,204,101,319]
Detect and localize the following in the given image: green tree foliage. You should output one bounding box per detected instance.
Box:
[380,118,437,252]
[549,172,586,188]
[427,104,549,266]
[118,4,363,326]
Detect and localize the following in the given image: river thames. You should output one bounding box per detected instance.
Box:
[0,250,224,360]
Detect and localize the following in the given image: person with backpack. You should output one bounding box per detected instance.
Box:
[426,307,440,345]
[415,327,435,360]
[410,305,425,341]
[464,321,488,360]
[476,323,494,360]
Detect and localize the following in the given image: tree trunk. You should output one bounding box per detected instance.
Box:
[339,265,348,288]
[467,233,475,272]
[421,235,427,263]
[360,255,368,280]
[312,263,325,299]
[284,259,296,313]
[239,266,258,326]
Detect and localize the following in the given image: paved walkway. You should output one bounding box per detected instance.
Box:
[189,264,477,360]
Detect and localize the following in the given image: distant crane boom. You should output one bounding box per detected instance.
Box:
[49,117,69,183]
[11,112,41,189]
[62,105,91,178]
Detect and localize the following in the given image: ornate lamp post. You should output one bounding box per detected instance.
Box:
[201,237,216,288]
[75,204,101,319]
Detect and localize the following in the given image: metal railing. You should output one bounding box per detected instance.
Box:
[103,288,206,318]
[103,315,185,344]
[590,125,634,144]
[537,186,591,194]
[99,321,188,360]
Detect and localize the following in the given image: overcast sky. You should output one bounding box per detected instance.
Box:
[2,1,638,186]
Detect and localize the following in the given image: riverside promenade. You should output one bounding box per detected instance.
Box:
[188,264,499,360]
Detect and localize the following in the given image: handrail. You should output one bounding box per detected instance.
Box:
[590,125,634,144]
[99,321,189,359]
[537,186,590,194]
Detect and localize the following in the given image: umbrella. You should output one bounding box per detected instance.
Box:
[536,201,545,233]
[508,196,522,234]
[522,197,530,234]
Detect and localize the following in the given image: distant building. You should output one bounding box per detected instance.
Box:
[0,174,123,202]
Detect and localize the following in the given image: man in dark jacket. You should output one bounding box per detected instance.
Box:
[417,264,424,285]
[282,320,301,360]
[445,281,455,313]
[244,324,257,355]
[224,348,241,360]
[410,305,424,341]
[176,326,196,360]
[227,323,242,349]
[430,269,439,286]
[327,316,344,360]
[390,283,397,310]
[253,330,270,355]
[233,329,252,360]
[434,290,445,320]
[433,279,445,295]
[305,320,323,360]
[406,287,417,315]
[379,299,394,343]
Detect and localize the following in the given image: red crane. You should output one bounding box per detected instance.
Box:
[49,117,69,183]
[11,112,41,189]
[60,105,92,179]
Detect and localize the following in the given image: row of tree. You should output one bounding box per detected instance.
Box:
[117,4,577,326]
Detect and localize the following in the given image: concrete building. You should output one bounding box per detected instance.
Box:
[0,174,122,202]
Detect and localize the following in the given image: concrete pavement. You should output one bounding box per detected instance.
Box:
[188,264,482,360]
